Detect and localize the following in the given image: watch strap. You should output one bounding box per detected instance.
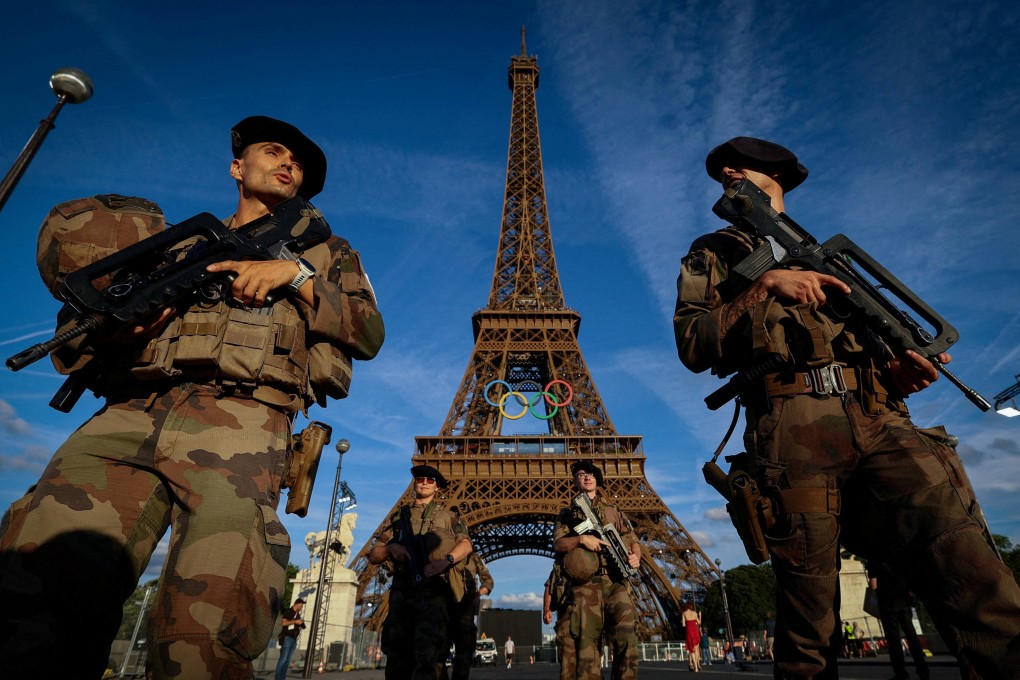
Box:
[287,258,315,291]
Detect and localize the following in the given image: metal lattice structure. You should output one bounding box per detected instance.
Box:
[349,30,719,641]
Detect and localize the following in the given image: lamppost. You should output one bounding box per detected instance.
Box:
[0,67,94,213]
[303,439,351,678]
[715,558,735,655]
[994,374,1020,417]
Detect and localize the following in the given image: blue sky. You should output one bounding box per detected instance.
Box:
[1,0,1019,622]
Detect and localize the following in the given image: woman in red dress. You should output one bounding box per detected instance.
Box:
[682,601,703,671]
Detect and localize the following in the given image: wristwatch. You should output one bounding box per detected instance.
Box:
[287,258,316,291]
[446,554,456,564]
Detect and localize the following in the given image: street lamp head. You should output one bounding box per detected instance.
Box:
[336,439,350,454]
[50,68,93,104]
[715,558,721,567]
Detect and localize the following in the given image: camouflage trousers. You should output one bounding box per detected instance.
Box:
[0,384,292,679]
[450,590,478,680]
[744,392,1020,680]
[382,584,453,680]
[555,607,576,680]
[566,574,637,680]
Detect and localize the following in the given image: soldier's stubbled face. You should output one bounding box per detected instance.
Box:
[230,141,305,205]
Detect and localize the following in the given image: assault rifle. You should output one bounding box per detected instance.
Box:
[570,492,638,580]
[5,196,331,411]
[395,506,430,586]
[707,180,991,411]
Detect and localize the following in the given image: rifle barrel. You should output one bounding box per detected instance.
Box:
[933,358,991,412]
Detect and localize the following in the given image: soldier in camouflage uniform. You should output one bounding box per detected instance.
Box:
[673,136,1020,679]
[553,461,641,680]
[370,465,473,680]
[449,552,494,680]
[543,559,576,680]
[0,116,385,679]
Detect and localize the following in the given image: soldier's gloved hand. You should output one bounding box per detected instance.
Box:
[424,558,449,578]
[387,543,410,563]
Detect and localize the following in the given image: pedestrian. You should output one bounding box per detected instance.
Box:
[553,460,641,680]
[699,627,711,665]
[762,611,775,661]
[0,115,384,679]
[868,562,930,680]
[504,635,516,669]
[673,135,1020,678]
[853,622,865,658]
[369,465,472,680]
[681,601,702,671]
[275,598,306,680]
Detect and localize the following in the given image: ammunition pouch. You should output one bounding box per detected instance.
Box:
[129,299,311,410]
[308,341,352,404]
[548,561,572,612]
[750,298,841,368]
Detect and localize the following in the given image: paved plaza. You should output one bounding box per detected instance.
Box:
[264,656,963,680]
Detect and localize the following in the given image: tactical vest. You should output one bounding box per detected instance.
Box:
[125,239,349,412]
[388,502,468,600]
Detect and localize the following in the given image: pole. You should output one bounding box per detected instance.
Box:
[0,68,93,213]
[302,440,350,678]
[715,559,735,657]
[120,584,154,678]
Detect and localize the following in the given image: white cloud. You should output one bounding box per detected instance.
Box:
[704,507,730,522]
[496,591,543,610]
[0,399,32,436]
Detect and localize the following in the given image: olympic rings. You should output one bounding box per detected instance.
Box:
[484,380,574,419]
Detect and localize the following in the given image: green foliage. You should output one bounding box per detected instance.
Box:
[282,563,300,612]
[992,534,1020,589]
[702,564,775,638]
[115,578,159,640]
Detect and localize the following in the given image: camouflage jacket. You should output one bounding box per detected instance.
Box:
[51,222,384,408]
[377,500,470,591]
[553,491,639,578]
[465,552,494,593]
[673,226,893,378]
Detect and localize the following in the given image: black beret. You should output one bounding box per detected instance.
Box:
[410,464,448,489]
[570,460,604,487]
[231,116,327,200]
[705,136,809,192]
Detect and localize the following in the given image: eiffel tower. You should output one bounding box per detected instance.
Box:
[350,29,718,640]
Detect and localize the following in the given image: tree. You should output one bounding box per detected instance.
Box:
[992,534,1020,587]
[702,563,775,638]
[116,578,159,640]
[282,562,300,612]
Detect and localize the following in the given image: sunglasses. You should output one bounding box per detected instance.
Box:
[415,476,437,485]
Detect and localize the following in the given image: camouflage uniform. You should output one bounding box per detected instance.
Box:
[449,553,494,680]
[554,494,639,680]
[0,211,384,678]
[377,501,469,680]
[545,560,576,680]
[674,226,1020,679]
